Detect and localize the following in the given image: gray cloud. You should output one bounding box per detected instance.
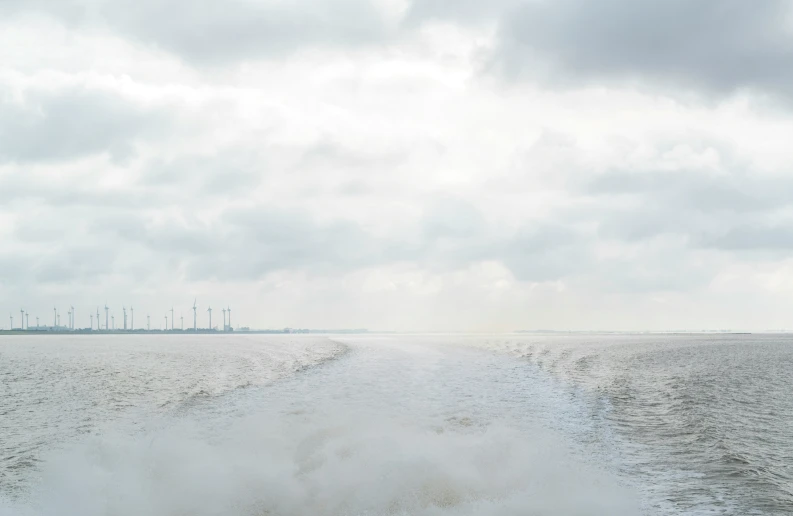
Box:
[33,243,118,284]
[701,224,793,251]
[0,86,166,164]
[78,206,391,282]
[0,215,122,288]
[501,224,590,282]
[3,0,393,65]
[584,164,793,252]
[0,173,167,210]
[592,243,715,293]
[37,194,593,285]
[496,0,793,97]
[190,207,388,280]
[421,197,488,240]
[143,151,265,195]
[0,0,87,23]
[14,0,791,103]
[588,168,792,215]
[404,0,515,25]
[297,139,408,174]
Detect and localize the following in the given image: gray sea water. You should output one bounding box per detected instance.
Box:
[0,333,790,515]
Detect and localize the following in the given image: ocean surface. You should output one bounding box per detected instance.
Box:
[0,333,791,515]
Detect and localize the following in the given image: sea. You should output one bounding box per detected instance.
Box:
[0,333,791,515]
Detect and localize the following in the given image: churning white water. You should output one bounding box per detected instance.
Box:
[8,333,790,515]
[1,334,638,516]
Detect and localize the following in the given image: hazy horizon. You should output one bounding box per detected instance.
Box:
[3,0,793,331]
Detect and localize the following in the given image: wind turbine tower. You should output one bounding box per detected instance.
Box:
[26,312,29,330]
[164,315,167,330]
[105,304,109,331]
[170,307,174,331]
[96,308,100,330]
[222,308,227,332]
[130,307,134,330]
[227,306,231,331]
[20,309,24,330]
[111,314,115,330]
[181,314,184,330]
[70,306,75,329]
[192,299,197,331]
[36,316,39,328]
[54,307,57,327]
[207,306,212,331]
[9,314,13,330]
[147,314,150,331]
[90,313,93,330]
[123,306,127,330]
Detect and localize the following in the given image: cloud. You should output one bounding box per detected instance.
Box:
[142,151,265,195]
[2,0,396,65]
[404,0,515,25]
[81,206,390,282]
[4,0,793,330]
[16,193,591,288]
[0,86,167,164]
[586,164,793,246]
[33,243,119,284]
[702,225,793,251]
[495,0,793,98]
[500,224,591,282]
[588,170,772,214]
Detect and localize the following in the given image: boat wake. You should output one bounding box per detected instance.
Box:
[1,335,639,516]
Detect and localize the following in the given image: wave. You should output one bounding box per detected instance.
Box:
[0,336,349,496]
[166,339,350,412]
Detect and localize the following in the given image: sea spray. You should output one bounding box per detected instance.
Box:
[3,408,637,516]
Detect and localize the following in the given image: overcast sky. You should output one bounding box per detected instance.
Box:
[2,0,793,331]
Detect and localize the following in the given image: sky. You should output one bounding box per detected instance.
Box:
[2,0,793,331]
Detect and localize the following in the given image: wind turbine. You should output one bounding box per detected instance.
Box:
[96,308,100,330]
[111,314,115,330]
[70,306,75,330]
[26,312,29,330]
[170,307,174,331]
[90,313,94,330]
[180,313,184,330]
[130,307,134,331]
[67,308,72,330]
[36,316,39,328]
[147,314,150,331]
[192,299,197,331]
[123,306,127,330]
[104,304,109,332]
[20,309,24,330]
[222,308,227,332]
[164,315,167,331]
[227,306,231,331]
[9,314,13,330]
[207,306,212,331]
[54,307,57,327]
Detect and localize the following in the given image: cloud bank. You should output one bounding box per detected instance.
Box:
[2,0,793,331]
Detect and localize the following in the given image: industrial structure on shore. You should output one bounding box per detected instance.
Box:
[5,300,235,333]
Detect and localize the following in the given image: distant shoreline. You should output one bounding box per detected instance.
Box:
[0,330,778,337]
[0,329,374,336]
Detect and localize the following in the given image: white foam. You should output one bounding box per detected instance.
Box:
[3,407,637,516]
